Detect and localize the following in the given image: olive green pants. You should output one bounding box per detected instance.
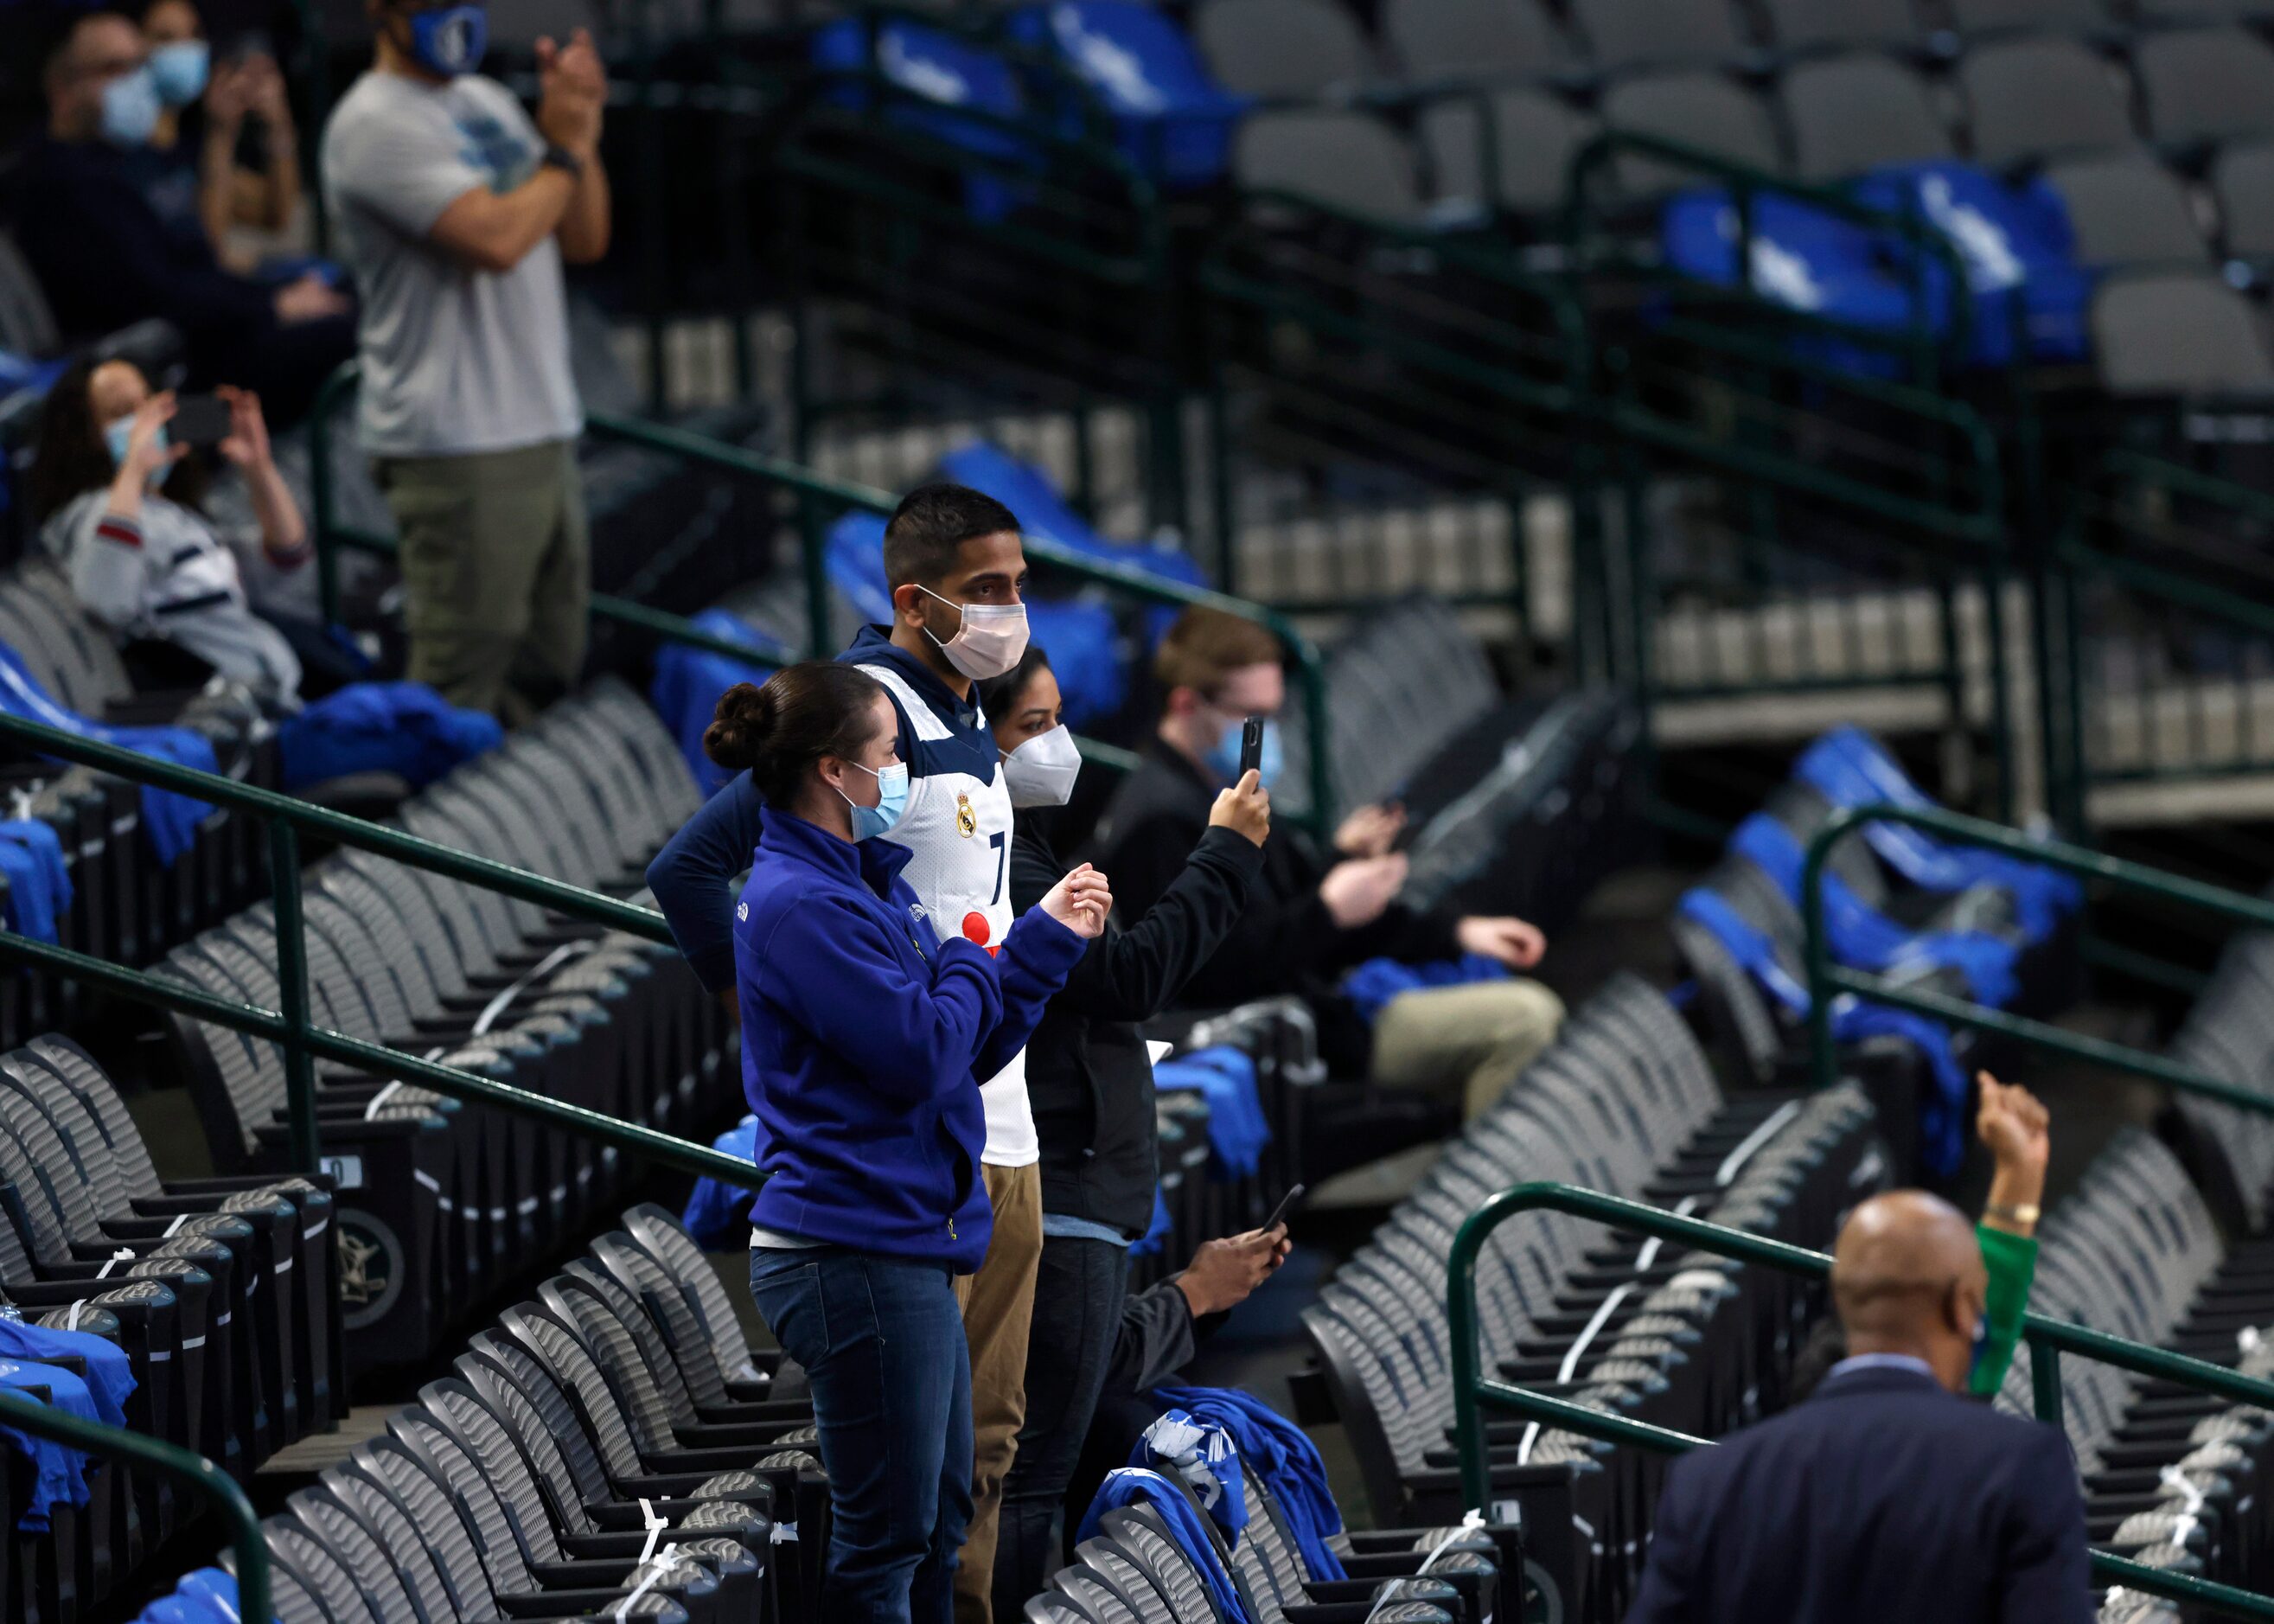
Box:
[1372,978,1568,1120]
[379,438,589,726]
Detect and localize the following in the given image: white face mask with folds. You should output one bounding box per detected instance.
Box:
[919,585,1030,681]
[1001,723,1081,808]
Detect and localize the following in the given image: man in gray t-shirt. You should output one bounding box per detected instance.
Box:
[321,0,610,722]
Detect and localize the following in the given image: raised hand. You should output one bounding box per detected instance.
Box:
[1208,768,1271,848]
[1333,801,1405,860]
[214,385,270,470]
[1319,854,1408,930]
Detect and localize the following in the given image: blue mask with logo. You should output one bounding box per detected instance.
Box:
[100,66,161,147]
[148,41,209,108]
[406,3,488,77]
[839,760,910,842]
[104,415,169,490]
[1205,716,1281,789]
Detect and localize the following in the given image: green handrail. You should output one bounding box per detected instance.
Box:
[0,1384,272,1622]
[1798,802,2274,1116]
[0,710,770,1193]
[1446,1180,2274,1618]
[305,364,1342,828]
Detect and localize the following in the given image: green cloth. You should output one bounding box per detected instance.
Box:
[1969,1222,2037,1397]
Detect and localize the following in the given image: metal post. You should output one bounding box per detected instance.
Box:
[799,489,834,661]
[267,819,321,1176]
[1800,823,1839,1095]
[1445,1194,1495,1518]
[2028,1336,2064,1432]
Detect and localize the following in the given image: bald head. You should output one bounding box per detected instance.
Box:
[1830,1190,1988,1392]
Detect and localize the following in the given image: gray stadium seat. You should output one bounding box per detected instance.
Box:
[1571,0,1748,72]
[1600,72,1787,194]
[1946,0,2107,29]
[1384,0,1566,83]
[2046,152,2208,268]
[1782,51,1955,180]
[1421,89,1598,215]
[2213,142,2274,260]
[2092,272,2274,396]
[1760,0,1921,54]
[2132,0,2274,19]
[1195,0,1377,97]
[1236,110,1427,226]
[2135,27,2274,147]
[1958,35,2136,166]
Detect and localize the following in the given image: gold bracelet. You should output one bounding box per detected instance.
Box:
[1984,1201,2040,1227]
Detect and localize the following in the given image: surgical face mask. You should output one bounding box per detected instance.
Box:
[99,66,161,147]
[1204,713,1281,789]
[918,584,1030,681]
[836,758,910,842]
[402,3,488,77]
[1002,723,1081,809]
[104,414,169,490]
[148,40,209,107]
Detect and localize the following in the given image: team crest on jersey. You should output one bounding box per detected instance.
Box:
[955,793,977,837]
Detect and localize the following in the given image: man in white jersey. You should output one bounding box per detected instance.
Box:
[846,485,1040,1624]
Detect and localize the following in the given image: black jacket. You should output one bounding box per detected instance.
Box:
[1088,744,1461,1072]
[1011,815,1262,1237]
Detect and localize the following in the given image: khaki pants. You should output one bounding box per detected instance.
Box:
[379,438,589,726]
[1372,978,1567,1120]
[950,1162,1042,1624]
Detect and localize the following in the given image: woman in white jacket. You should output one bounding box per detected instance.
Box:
[30,357,319,704]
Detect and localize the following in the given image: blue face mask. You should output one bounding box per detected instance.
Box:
[148,40,209,108]
[1204,715,1281,789]
[838,759,910,842]
[405,3,488,76]
[104,415,169,490]
[99,66,161,147]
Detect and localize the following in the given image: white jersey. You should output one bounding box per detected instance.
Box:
[859,661,1035,1167]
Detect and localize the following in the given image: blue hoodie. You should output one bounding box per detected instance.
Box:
[734,809,1084,1271]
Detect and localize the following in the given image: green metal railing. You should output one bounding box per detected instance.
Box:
[1799,801,2274,1117]
[0,712,771,1193]
[1447,1181,2274,1617]
[0,1386,272,1621]
[305,365,1341,828]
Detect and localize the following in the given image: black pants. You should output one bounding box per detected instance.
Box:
[992,1235,1127,1621]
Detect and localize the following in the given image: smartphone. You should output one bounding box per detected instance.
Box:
[1238,716,1266,778]
[170,394,231,450]
[1261,1182,1306,1232]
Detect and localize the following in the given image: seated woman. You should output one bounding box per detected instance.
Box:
[29,357,353,704]
[718,662,1105,1624]
[141,0,303,272]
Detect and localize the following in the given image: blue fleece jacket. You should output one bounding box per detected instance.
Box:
[735,809,1084,1270]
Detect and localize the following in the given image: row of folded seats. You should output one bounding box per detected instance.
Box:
[1296,969,1889,1615]
[0,1033,335,1624]
[125,1204,817,1624]
[143,676,730,1377]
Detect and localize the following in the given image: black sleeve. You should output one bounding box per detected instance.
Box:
[1055,828,1265,1023]
[1104,1280,1198,1396]
[22,168,271,345]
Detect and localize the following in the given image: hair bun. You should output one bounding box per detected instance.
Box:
[703,681,777,771]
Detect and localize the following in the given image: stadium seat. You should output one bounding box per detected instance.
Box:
[2092,272,2274,396]
[2135,27,2274,147]
[1194,0,1378,98]
[1958,35,2137,166]
[2045,152,2210,269]
[1946,0,2108,29]
[1759,0,1923,55]
[1782,52,1956,181]
[1383,0,1568,84]
[1234,111,1428,227]
[2213,142,2274,263]
[1569,0,1750,73]
[1598,72,1788,195]
[1421,89,1598,217]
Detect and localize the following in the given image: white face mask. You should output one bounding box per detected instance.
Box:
[919,585,1030,681]
[1002,723,1082,809]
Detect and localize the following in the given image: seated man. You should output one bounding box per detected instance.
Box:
[15,12,350,422]
[1623,1189,2093,1624]
[1089,607,1563,1118]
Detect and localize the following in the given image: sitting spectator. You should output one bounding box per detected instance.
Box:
[16,11,350,422]
[973,643,1282,1616]
[29,357,356,703]
[1091,607,1564,1118]
[1623,1187,2092,1624]
[141,0,303,271]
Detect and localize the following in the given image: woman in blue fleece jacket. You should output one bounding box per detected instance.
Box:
[713,662,1105,1624]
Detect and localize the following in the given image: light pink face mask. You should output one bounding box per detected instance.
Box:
[919,585,1030,681]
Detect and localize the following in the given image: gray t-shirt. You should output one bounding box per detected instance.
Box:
[321,71,581,459]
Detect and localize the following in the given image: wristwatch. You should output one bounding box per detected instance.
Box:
[1984,1200,2041,1228]
[540,143,585,178]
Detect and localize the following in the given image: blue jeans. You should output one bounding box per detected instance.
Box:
[750,1248,974,1624]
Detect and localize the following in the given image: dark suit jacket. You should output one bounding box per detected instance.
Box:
[1624,1362,2095,1624]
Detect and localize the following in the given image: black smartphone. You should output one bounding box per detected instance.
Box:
[1261,1182,1306,1232]
[1238,716,1266,778]
[170,393,231,449]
